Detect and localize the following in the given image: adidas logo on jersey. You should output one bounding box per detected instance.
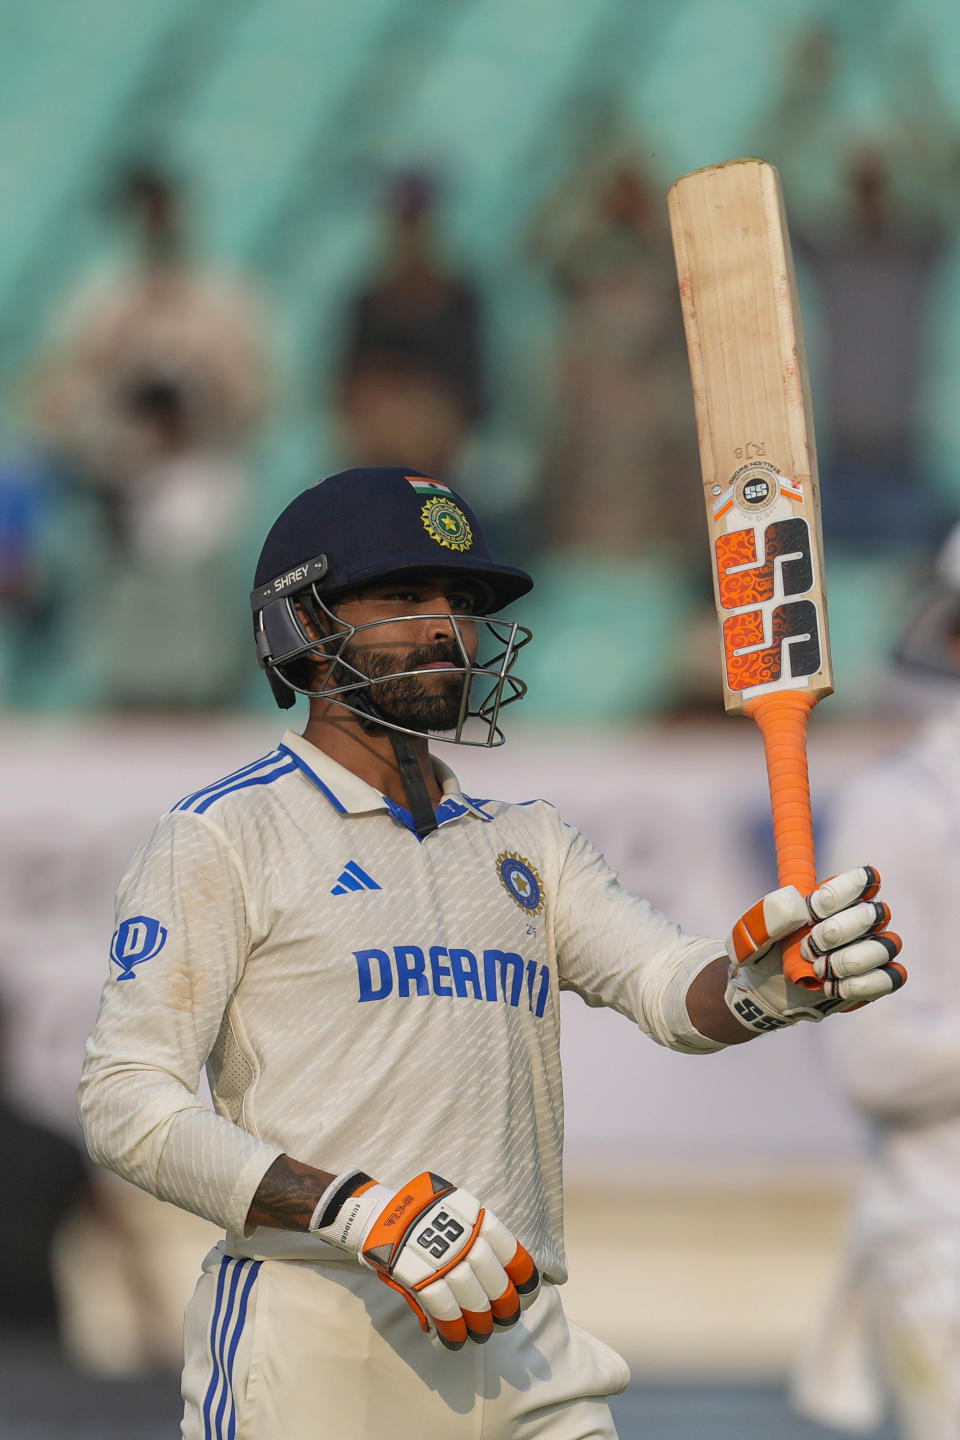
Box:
[331,861,382,897]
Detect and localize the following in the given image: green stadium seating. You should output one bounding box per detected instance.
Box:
[0,0,953,716]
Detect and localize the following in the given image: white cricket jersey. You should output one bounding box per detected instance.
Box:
[79,730,723,1283]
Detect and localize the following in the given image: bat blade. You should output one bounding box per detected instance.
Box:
[669,157,831,988]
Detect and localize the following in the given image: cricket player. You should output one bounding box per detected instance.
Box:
[794,526,960,1440]
[79,467,905,1439]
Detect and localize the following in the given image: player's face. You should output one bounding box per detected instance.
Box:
[332,577,482,731]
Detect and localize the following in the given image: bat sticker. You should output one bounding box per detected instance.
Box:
[716,519,822,692]
[715,518,814,609]
[712,464,806,522]
[731,459,784,514]
[722,599,821,690]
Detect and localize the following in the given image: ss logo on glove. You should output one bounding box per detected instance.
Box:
[416,1210,465,1259]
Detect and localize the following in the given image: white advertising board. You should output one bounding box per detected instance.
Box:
[0,716,900,1174]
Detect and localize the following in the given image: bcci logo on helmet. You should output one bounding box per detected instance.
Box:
[496,852,545,915]
[110,915,168,980]
[420,498,473,552]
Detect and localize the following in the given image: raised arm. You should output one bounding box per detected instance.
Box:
[554,825,903,1049]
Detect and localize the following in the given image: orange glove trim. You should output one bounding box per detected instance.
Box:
[362,1172,455,1272]
[377,1274,431,1332]
[461,1307,495,1339]
[434,1315,468,1350]
[490,1282,521,1325]
[731,897,770,963]
[504,1242,538,1294]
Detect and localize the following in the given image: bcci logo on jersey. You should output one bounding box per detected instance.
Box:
[496,852,544,916]
[110,915,168,980]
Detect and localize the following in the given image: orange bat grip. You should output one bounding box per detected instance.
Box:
[744,690,822,989]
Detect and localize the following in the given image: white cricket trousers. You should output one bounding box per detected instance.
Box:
[864,1231,960,1440]
[181,1244,630,1440]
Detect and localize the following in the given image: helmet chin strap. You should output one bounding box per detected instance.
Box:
[351,693,438,839]
[387,728,439,839]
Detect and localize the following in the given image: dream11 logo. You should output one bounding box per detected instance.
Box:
[110,915,168,980]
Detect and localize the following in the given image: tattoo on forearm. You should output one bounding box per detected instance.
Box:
[246,1154,334,1232]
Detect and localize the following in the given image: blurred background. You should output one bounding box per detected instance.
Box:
[3,0,960,1435]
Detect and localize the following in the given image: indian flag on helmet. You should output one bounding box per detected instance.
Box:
[406,475,454,497]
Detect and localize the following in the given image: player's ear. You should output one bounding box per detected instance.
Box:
[292,598,335,692]
[294,599,321,641]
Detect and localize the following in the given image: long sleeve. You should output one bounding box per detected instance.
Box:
[78,811,283,1234]
[554,824,726,1053]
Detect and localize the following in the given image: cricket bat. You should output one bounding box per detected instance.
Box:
[668,157,831,989]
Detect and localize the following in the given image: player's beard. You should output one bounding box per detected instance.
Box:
[334,640,467,733]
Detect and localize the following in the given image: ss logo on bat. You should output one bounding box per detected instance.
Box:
[715,519,822,691]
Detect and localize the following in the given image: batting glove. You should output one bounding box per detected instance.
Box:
[309,1168,540,1350]
[724,866,905,1034]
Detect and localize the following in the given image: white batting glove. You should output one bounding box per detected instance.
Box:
[724,866,905,1034]
[309,1168,540,1349]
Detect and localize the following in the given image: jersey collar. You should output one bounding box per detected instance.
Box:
[278,730,492,824]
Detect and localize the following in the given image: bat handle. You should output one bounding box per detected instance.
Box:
[744,690,822,990]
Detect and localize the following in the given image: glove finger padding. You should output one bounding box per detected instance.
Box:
[724,866,905,1034]
[807,866,881,920]
[803,901,890,960]
[726,885,809,964]
[727,869,885,968]
[808,932,902,982]
[441,1259,497,1340]
[479,1210,541,1311]
[359,1171,540,1350]
[829,951,904,1004]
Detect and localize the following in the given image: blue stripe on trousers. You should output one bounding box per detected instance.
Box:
[212,1262,246,1439]
[226,1263,262,1440]
[201,1257,230,1440]
[201,1258,262,1440]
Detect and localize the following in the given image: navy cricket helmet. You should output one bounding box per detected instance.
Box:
[250,467,534,741]
[254,467,532,609]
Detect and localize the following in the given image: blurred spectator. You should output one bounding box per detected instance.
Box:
[0,992,89,1335]
[793,144,950,550]
[31,162,269,706]
[0,451,49,611]
[792,524,960,1439]
[36,162,267,550]
[0,448,61,704]
[0,447,57,638]
[769,25,960,227]
[530,151,703,561]
[336,170,486,478]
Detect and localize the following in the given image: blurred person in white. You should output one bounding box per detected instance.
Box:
[792,524,960,1440]
[336,171,486,482]
[33,162,269,705]
[530,147,703,563]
